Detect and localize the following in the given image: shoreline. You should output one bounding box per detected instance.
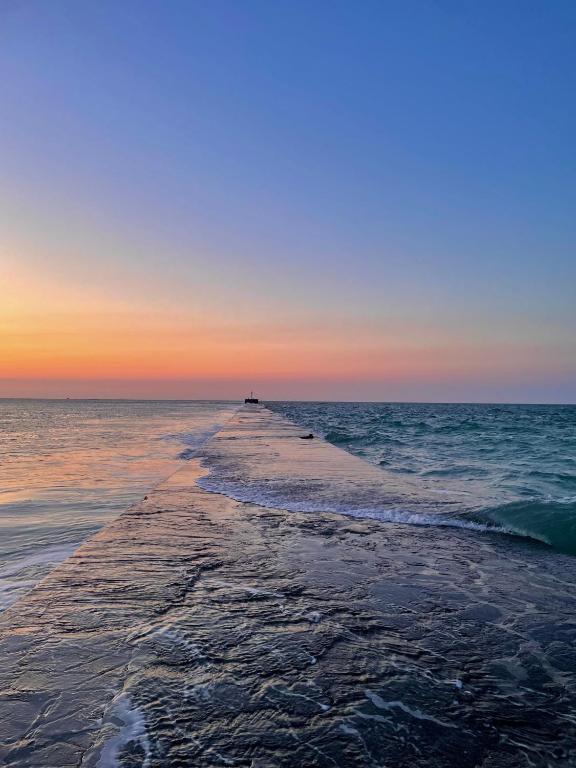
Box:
[1,406,576,766]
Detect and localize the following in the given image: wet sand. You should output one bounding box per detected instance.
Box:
[1,406,576,767]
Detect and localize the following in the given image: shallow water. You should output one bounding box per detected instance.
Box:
[1,399,574,614]
[3,406,575,767]
[268,402,576,553]
[0,399,239,609]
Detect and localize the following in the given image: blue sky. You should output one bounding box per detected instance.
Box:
[1,0,575,401]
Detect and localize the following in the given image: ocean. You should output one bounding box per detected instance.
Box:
[269,401,576,554]
[0,399,239,610]
[2,400,576,766]
[1,399,575,613]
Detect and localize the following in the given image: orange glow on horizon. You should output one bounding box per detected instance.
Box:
[2,253,570,394]
[0,306,557,383]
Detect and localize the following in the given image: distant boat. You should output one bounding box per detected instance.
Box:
[244,391,259,404]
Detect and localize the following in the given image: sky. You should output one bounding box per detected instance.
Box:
[0,0,575,402]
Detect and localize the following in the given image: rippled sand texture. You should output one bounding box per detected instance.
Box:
[1,406,576,767]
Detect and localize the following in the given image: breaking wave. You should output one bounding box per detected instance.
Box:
[265,401,576,555]
[196,473,531,544]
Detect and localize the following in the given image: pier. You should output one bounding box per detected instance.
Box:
[1,406,576,767]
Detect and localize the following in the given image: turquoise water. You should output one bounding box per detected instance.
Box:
[269,402,576,554]
[0,399,239,609]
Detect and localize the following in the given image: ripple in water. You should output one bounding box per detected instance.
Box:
[0,399,240,609]
[265,402,576,554]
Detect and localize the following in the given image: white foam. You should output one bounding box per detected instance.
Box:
[364,689,457,729]
[197,475,511,538]
[164,407,241,460]
[97,693,150,768]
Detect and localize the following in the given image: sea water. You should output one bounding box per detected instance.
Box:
[2,401,576,766]
[268,402,576,554]
[0,399,239,610]
[1,399,575,613]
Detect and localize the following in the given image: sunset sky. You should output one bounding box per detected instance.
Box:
[1,1,575,402]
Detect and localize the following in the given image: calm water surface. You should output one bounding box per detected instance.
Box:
[0,399,239,609]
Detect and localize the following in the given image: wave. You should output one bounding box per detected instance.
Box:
[197,470,576,555]
[97,693,151,768]
[263,402,576,556]
[162,406,240,460]
[163,423,232,460]
[196,474,514,538]
[475,498,576,555]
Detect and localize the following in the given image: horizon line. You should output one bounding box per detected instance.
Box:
[0,397,574,407]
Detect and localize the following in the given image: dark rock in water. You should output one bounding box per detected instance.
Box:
[0,407,576,766]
